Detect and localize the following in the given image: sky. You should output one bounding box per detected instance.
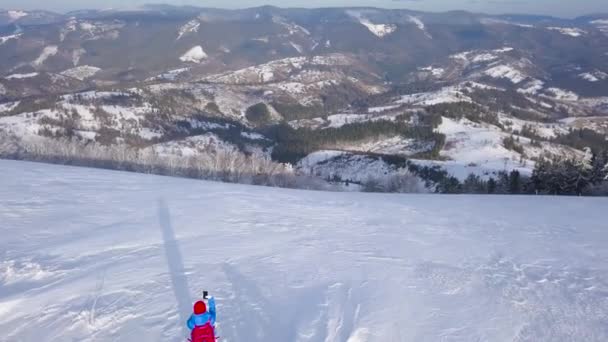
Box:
[1,0,605,18]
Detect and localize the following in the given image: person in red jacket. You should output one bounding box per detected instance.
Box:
[187,297,216,342]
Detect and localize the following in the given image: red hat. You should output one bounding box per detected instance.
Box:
[193,301,207,315]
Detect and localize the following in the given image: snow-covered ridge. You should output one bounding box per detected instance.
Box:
[60,66,101,80]
[0,89,160,140]
[451,47,514,64]
[177,19,200,40]
[547,27,586,37]
[369,82,500,109]
[180,46,208,63]
[397,85,472,106]
[205,54,353,85]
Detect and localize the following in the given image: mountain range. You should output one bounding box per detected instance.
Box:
[1,5,607,191]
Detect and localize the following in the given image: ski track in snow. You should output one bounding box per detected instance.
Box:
[0,160,607,341]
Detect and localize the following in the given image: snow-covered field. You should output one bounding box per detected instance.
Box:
[1,160,607,342]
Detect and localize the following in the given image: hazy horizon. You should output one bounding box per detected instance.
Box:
[1,1,606,19]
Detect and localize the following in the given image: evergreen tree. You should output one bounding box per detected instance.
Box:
[463,174,487,194]
[487,178,497,194]
[509,170,521,194]
[531,159,550,194]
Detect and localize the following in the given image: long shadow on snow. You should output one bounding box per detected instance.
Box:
[158,199,192,337]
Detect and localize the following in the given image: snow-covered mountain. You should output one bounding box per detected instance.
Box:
[0,6,607,192]
[1,160,607,341]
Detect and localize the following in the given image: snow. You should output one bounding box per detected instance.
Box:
[418,66,445,77]
[499,114,566,139]
[484,65,527,84]
[72,48,86,67]
[579,71,608,82]
[32,46,59,67]
[397,86,472,106]
[481,18,534,28]
[150,133,237,157]
[0,109,61,136]
[177,20,200,40]
[7,10,28,20]
[290,41,304,54]
[346,12,397,38]
[493,47,514,53]
[407,16,432,38]
[179,45,207,63]
[59,19,77,41]
[360,20,397,38]
[0,33,21,45]
[240,132,267,140]
[75,21,124,41]
[547,27,587,37]
[325,114,373,128]
[60,66,101,81]
[205,55,352,85]
[299,150,347,166]
[451,47,513,64]
[435,117,532,177]
[545,88,579,101]
[367,104,401,113]
[156,68,189,81]
[517,79,544,95]
[581,73,600,82]
[0,101,19,113]
[180,46,208,63]
[299,150,426,189]
[1,159,607,341]
[591,19,608,34]
[252,37,269,43]
[61,90,130,102]
[4,72,38,80]
[273,16,311,36]
[472,53,498,63]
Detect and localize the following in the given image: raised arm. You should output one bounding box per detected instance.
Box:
[208,297,217,325]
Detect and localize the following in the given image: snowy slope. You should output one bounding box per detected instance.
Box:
[180,46,207,63]
[1,160,607,342]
